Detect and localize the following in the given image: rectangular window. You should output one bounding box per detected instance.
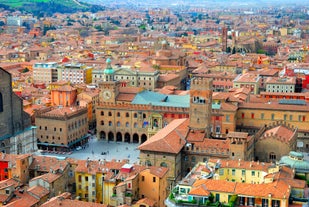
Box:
[284,114,287,121]
[219,169,224,176]
[232,169,235,176]
[298,115,302,122]
[78,175,81,182]
[153,177,156,182]
[251,171,255,176]
[242,170,245,176]
[290,115,293,121]
[226,115,230,122]
[303,116,306,122]
[85,176,88,181]
[142,176,145,181]
[271,114,275,120]
[241,113,244,119]
[251,113,254,119]
[261,113,264,119]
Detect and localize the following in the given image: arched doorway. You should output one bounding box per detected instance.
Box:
[133,133,139,143]
[141,134,147,143]
[124,133,130,143]
[108,132,114,142]
[100,131,106,140]
[116,132,122,142]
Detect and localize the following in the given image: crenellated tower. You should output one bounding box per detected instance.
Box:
[189,78,213,137]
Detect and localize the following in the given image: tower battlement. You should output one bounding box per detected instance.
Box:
[190,77,213,90]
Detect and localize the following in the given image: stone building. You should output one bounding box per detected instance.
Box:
[35,106,88,152]
[254,122,297,162]
[0,67,37,154]
[32,62,58,84]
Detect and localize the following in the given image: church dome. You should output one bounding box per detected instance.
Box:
[279,151,309,173]
[104,58,114,75]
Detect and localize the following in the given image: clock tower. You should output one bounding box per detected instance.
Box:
[99,58,120,103]
[189,78,213,137]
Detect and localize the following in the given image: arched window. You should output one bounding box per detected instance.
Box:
[108,111,112,116]
[126,112,129,117]
[101,121,104,125]
[134,123,138,128]
[126,122,129,127]
[117,112,121,117]
[160,162,168,167]
[117,121,121,127]
[145,160,152,166]
[0,92,3,112]
[134,113,137,118]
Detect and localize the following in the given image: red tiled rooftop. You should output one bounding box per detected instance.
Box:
[138,118,188,154]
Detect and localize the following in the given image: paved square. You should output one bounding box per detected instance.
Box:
[38,136,141,164]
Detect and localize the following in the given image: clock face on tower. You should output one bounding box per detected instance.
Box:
[102,90,112,100]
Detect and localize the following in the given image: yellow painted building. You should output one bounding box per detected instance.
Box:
[139,167,169,207]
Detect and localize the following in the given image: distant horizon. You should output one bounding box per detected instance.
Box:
[79,0,309,8]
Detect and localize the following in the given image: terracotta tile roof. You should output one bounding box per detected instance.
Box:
[118,87,144,94]
[262,125,295,141]
[0,194,9,202]
[138,118,188,154]
[0,178,20,189]
[158,73,179,82]
[208,159,273,172]
[27,185,50,198]
[52,85,76,92]
[265,76,296,85]
[136,197,157,206]
[220,102,238,111]
[40,194,108,207]
[42,106,87,117]
[74,159,130,177]
[234,180,290,199]
[116,93,136,102]
[193,179,236,193]
[234,73,260,83]
[30,172,62,184]
[30,155,69,173]
[148,166,169,178]
[186,130,205,142]
[189,184,211,196]
[5,191,40,207]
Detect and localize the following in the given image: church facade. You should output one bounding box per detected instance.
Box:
[0,67,37,154]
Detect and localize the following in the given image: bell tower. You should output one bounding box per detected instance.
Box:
[189,78,213,137]
[99,58,120,103]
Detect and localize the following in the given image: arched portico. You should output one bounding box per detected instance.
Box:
[116,132,122,142]
[133,133,139,143]
[108,132,114,141]
[141,134,147,143]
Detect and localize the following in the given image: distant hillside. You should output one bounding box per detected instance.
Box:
[0,0,105,15]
